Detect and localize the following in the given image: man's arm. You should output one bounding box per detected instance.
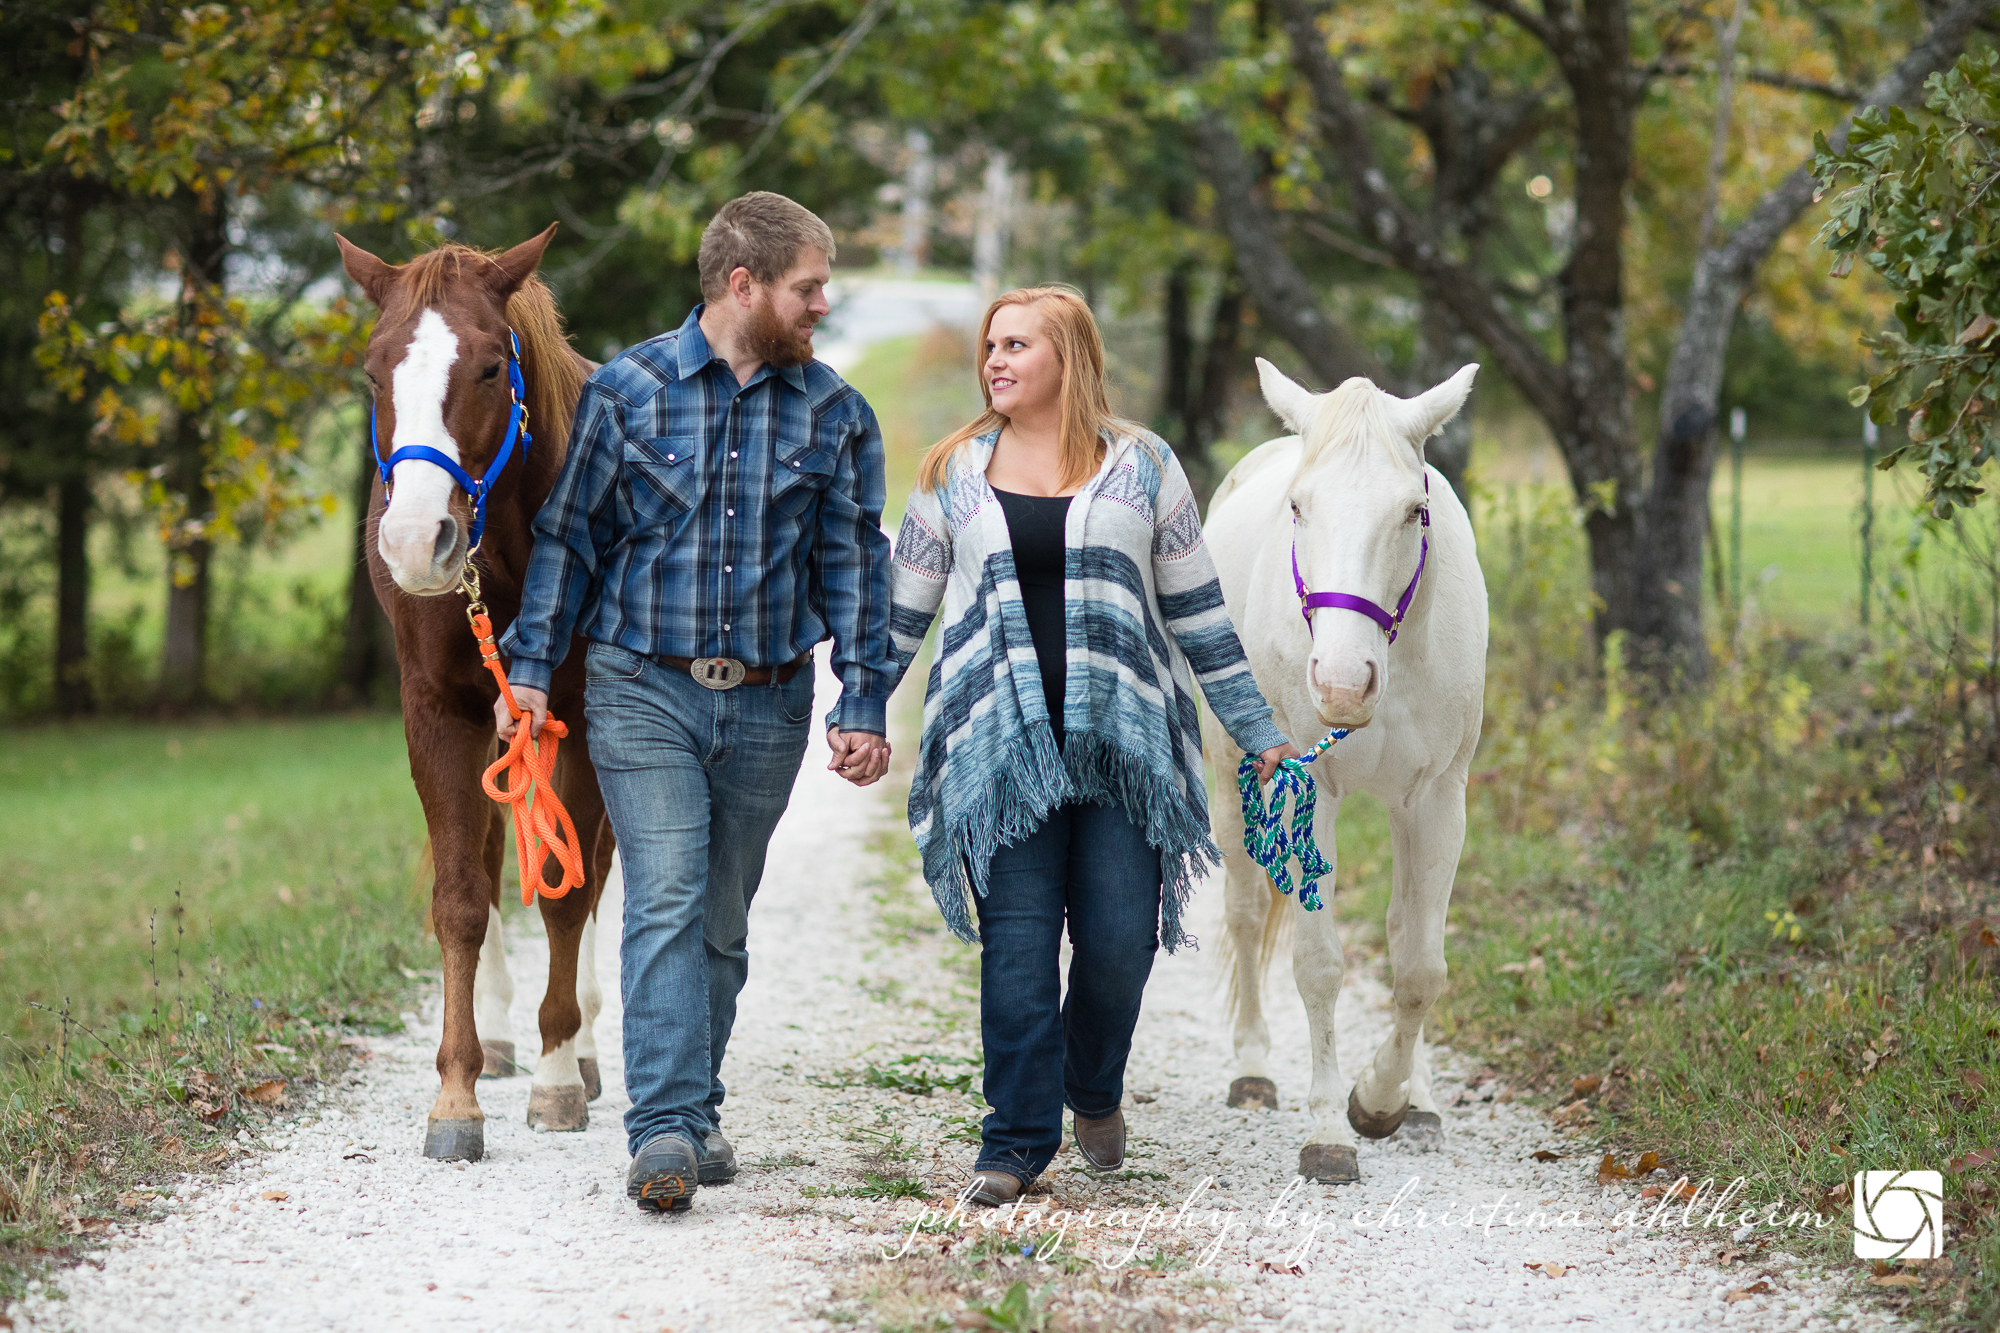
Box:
[814,396,895,738]
[499,383,622,697]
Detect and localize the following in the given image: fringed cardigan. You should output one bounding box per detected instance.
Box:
[887,426,1289,953]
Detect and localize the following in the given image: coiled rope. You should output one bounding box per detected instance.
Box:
[1235,727,1349,912]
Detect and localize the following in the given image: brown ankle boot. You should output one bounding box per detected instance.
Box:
[966,1170,1025,1206]
[1073,1108,1125,1170]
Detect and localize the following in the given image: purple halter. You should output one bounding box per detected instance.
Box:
[1291,474,1430,644]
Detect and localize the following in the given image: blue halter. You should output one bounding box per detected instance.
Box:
[370,329,532,552]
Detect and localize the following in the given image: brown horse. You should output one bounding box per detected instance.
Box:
[335,225,615,1161]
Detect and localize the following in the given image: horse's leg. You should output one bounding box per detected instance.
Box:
[577,812,615,1102]
[526,741,608,1131]
[1348,778,1465,1147]
[473,803,518,1077]
[1213,751,1280,1111]
[1292,786,1359,1182]
[409,711,502,1161]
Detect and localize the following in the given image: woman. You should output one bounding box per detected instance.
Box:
[886,286,1299,1204]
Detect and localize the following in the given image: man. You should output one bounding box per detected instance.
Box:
[497,191,894,1213]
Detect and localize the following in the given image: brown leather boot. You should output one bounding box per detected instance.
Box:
[1073,1108,1125,1170]
[966,1170,1025,1206]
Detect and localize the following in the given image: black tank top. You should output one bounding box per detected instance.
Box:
[992,486,1072,746]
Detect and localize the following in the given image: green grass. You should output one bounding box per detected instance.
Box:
[842,329,985,526]
[0,715,427,1046]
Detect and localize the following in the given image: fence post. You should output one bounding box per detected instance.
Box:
[1861,417,1877,629]
[1729,407,1746,620]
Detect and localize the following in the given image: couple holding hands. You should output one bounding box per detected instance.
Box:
[496,191,1298,1213]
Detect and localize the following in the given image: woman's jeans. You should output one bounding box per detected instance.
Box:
[582,641,815,1157]
[973,799,1162,1184]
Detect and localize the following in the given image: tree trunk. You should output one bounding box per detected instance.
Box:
[159,190,228,708]
[1639,0,1993,678]
[340,443,394,703]
[1413,298,1476,506]
[54,469,92,715]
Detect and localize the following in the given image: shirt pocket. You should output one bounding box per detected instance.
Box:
[621,436,699,522]
[770,422,840,519]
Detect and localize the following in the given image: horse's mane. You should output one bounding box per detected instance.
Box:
[400,245,589,462]
[1293,378,1421,480]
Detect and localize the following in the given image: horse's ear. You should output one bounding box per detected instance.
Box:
[1257,358,1319,436]
[485,223,560,297]
[1393,364,1479,446]
[335,235,400,308]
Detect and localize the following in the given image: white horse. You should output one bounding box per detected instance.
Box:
[1200,359,1486,1183]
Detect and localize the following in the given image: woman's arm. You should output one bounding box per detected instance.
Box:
[1150,444,1289,757]
[886,482,952,695]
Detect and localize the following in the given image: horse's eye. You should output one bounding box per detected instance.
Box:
[482,363,502,381]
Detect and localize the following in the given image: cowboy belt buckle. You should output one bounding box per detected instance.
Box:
[690,657,748,690]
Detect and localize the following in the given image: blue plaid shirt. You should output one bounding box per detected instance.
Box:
[500,306,894,735]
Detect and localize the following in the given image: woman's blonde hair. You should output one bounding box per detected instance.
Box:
[917,285,1129,493]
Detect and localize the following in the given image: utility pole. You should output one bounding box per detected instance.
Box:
[1860,417,1877,629]
[1729,406,1746,620]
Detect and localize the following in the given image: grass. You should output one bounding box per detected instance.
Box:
[0,715,427,1294]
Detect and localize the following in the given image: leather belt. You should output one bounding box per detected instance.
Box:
[655,652,810,690]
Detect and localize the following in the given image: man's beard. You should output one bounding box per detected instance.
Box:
[743,295,817,368]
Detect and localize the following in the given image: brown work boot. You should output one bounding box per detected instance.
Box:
[1073,1108,1125,1170]
[965,1170,1025,1207]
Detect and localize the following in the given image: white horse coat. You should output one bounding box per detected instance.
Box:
[1200,360,1487,1182]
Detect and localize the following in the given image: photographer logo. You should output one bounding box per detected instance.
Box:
[1852,1171,1944,1259]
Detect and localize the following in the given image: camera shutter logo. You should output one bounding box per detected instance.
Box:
[1852,1171,1944,1259]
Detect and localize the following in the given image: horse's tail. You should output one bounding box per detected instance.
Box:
[1214,869,1294,1027]
[413,836,436,935]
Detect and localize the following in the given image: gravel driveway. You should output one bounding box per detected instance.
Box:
[11,661,1893,1333]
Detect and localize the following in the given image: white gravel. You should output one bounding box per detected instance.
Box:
[12,660,1897,1332]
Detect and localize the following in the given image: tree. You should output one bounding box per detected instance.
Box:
[1816,48,2000,518]
[1128,0,1990,674]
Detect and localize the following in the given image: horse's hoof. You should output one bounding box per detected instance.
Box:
[424,1118,484,1162]
[579,1058,602,1102]
[1347,1086,1408,1140]
[1227,1076,1280,1110]
[1395,1110,1443,1149]
[480,1040,517,1078]
[527,1085,589,1131]
[1298,1143,1360,1183]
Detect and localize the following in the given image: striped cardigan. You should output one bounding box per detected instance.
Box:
[888,426,1289,953]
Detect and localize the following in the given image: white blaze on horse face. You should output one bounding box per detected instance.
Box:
[377,308,466,593]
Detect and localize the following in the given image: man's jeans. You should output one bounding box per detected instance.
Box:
[583,641,814,1157]
[972,799,1162,1184]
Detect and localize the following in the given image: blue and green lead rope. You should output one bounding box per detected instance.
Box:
[1235,727,1348,912]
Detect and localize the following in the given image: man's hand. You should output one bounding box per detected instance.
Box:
[1253,741,1303,784]
[496,685,550,742]
[827,727,891,786]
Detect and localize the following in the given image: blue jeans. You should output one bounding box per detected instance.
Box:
[973,799,1162,1184]
[583,641,815,1157]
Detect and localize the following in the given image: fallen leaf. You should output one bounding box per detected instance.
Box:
[1256,1259,1308,1275]
[1869,1273,1922,1288]
[1572,1075,1603,1097]
[1948,1148,1998,1174]
[260,1190,289,1202]
[1523,1261,1567,1278]
[1716,1246,1746,1266]
[1597,1150,1662,1184]
[1530,1150,1562,1162]
[194,1102,227,1126]
[1640,1179,1701,1203]
[343,1152,375,1163]
[1725,1281,1773,1303]
[241,1080,287,1107]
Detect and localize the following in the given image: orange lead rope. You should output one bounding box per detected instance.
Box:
[462,566,584,905]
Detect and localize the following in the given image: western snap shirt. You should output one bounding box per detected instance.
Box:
[500,305,894,735]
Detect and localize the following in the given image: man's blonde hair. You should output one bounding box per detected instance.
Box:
[697,192,836,302]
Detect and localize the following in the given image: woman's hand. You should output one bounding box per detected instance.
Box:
[1253,741,1303,784]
